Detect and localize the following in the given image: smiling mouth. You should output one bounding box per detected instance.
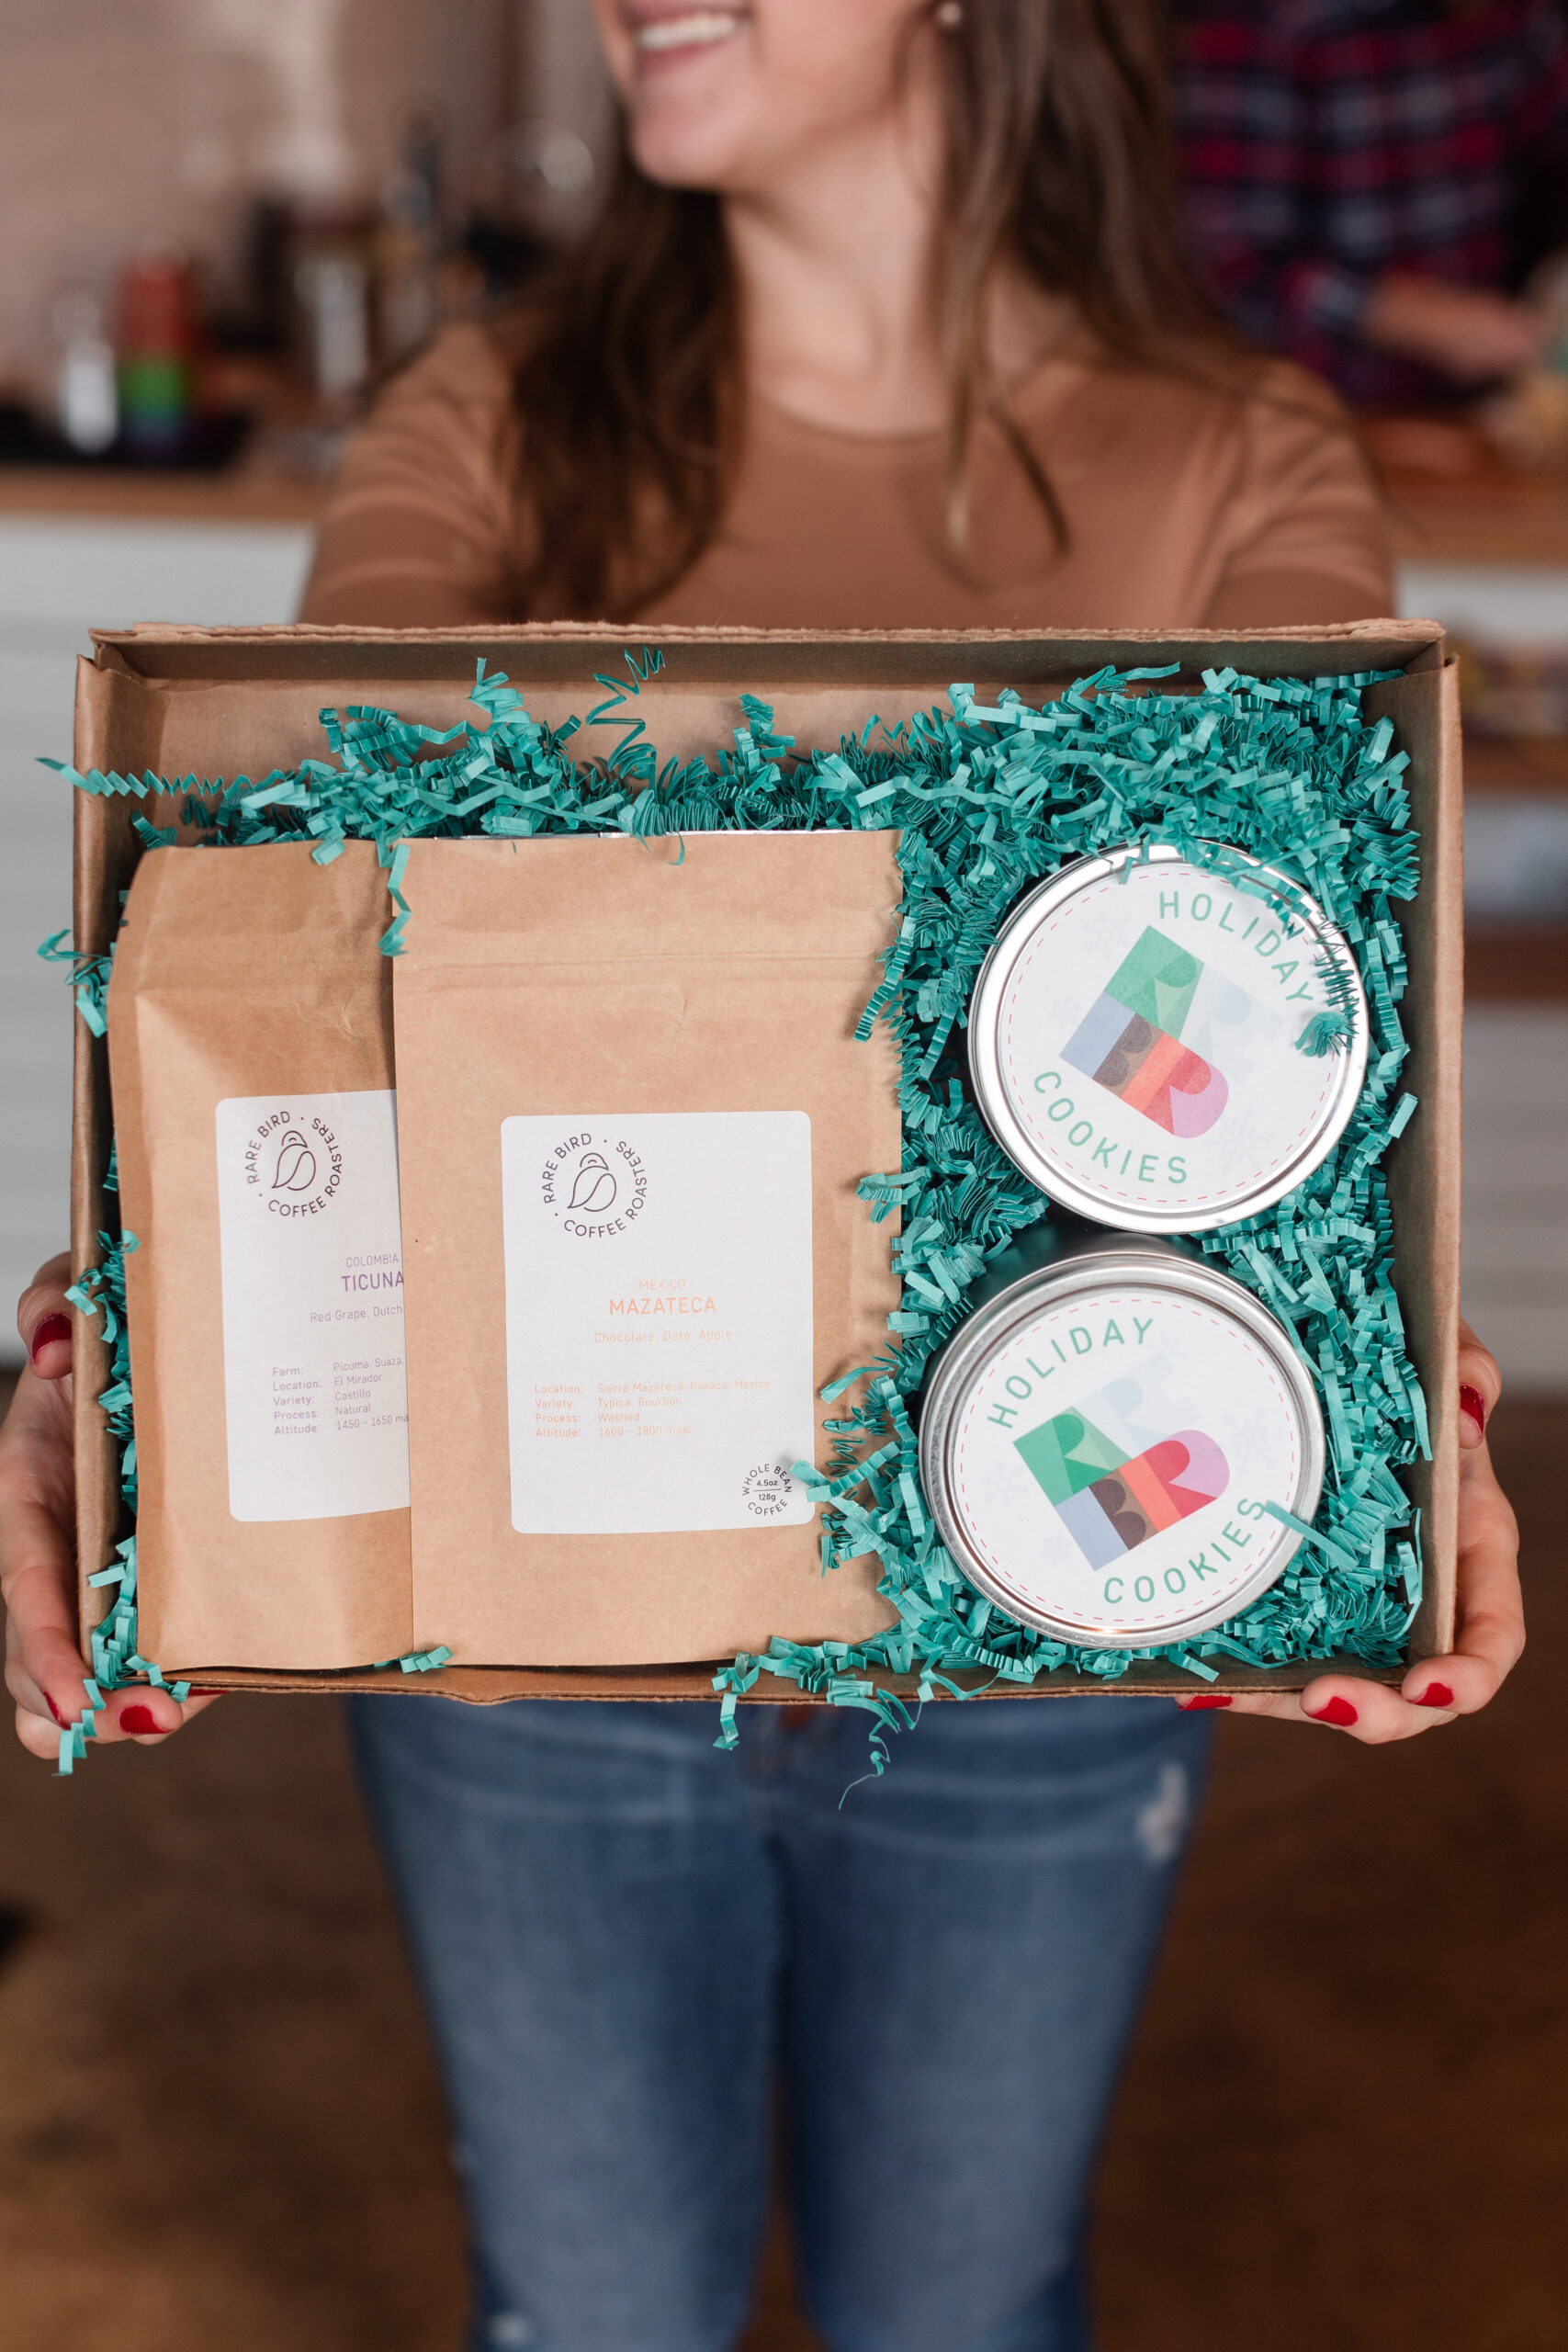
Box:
[631,9,749,58]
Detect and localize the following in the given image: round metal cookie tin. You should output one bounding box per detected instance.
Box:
[967,843,1369,1233]
[919,1237,1325,1650]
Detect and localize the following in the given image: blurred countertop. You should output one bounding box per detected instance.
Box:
[0,455,325,526]
[1387,477,1568,565]
[1378,463,1568,565]
[1,407,1566,560]
[0,357,330,526]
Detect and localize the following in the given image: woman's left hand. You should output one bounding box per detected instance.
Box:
[1185,1320,1523,1741]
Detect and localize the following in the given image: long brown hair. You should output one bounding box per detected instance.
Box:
[509,0,1227,620]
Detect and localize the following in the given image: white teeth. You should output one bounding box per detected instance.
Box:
[635,12,746,53]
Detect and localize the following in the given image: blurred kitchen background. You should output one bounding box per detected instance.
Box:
[0,0,612,1349]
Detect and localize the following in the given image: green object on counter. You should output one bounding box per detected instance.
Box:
[118,354,188,429]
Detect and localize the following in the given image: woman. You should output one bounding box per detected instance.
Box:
[2,6,1522,2349]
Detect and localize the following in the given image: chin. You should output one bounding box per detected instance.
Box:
[626,108,754,193]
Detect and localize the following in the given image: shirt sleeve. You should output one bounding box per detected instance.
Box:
[1202,363,1395,627]
[299,324,521,627]
[1518,0,1568,159]
[1516,0,1568,259]
[1176,15,1375,373]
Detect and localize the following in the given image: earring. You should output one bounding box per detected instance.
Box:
[934,0,962,26]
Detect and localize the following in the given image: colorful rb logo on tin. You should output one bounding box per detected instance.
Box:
[1014,1373,1229,1571]
[1061,926,1268,1139]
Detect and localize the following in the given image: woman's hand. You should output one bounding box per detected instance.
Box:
[1184,1320,1522,1741]
[1,1253,218,1758]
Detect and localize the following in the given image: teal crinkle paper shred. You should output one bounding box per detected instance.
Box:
[64,1231,144,1764]
[38,927,115,1037]
[51,652,1428,1765]
[58,1246,452,1771]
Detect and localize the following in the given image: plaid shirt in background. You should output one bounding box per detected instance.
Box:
[1175,1,1568,406]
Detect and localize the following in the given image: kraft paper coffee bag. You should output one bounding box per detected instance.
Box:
[392,831,904,1666]
[107,843,413,1669]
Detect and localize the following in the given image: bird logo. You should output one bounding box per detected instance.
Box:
[271,1129,318,1193]
[565,1149,617,1216]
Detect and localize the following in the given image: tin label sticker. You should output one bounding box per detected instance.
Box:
[215,1091,410,1522]
[997,861,1350,1218]
[500,1111,818,1535]
[950,1284,1303,1637]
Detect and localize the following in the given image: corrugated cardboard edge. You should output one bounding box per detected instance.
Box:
[91,616,1444,694]
[106,1656,1396,1704]
[1366,653,1462,1657]
[71,620,1457,1702]
[72,660,153,1638]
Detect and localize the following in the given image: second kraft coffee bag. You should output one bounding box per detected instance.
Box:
[107,843,413,1669]
[392,830,904,1666]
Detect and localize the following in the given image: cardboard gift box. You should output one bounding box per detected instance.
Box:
[69,620,1461,1706]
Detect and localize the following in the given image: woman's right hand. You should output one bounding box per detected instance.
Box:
[1,1253,212,1758]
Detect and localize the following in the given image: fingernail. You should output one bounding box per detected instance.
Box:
[1179,1693,1233,1710]
[1416,1682,1454,1709]
[1309,1695,1359,1727]
[28,1312,70,1365]
[46,1694,65,1727]
[1460,1383,1487,1437]
[118,1703,164,1736]
[189,1687,226,1698]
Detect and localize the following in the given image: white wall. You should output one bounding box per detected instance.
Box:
[1462,1007,1568,1397]
[1397,562,1568,647]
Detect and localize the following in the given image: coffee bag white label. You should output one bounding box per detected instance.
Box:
[215,1091,409,1521]
[501,1111,817,1535]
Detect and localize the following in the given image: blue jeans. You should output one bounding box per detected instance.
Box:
[350,1694,1212,2352]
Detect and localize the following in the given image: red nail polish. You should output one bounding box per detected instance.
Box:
[1179,1694,1233,1710]
[1460,1383,1487,1436]
[28,1312,70,1365]
[189,1687,226,1697]
[1416,1682,1453,1709]
[118,1703,164,1736]
[1309,1695,1359,1727]
[46,1694,65,1727]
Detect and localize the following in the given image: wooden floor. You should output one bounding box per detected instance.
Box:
[0,1396,1562,2352]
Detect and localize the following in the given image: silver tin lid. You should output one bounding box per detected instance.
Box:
[919,1238,1325,1650]
[968,843,1369,1234]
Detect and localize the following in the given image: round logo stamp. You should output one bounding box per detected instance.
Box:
[239,1107,345,1219]
[539,1130,651,1239]
[741,1461,797,1521]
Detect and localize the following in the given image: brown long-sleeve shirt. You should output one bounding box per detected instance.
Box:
[301,321,1393,629]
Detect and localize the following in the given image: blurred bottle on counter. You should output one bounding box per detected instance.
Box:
[116,245,198,458]
[463,111,597,300]
[376,109,443,368]
[252,113,448,436]
[293,219,373,419]
[52,288,118,457]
